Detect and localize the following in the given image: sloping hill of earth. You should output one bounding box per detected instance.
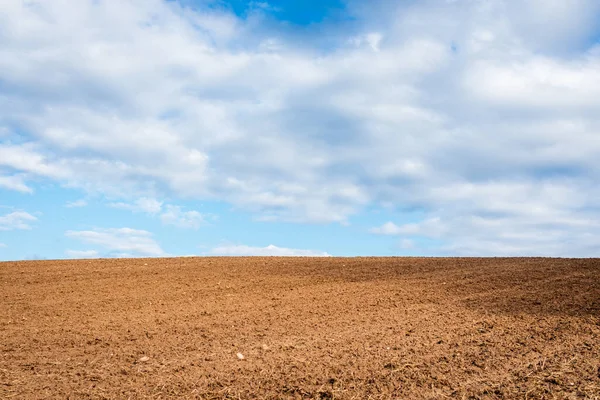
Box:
[1,257,599,399]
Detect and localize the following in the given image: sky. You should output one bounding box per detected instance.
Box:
[1,0,600,260]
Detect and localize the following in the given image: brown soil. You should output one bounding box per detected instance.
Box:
[1,257,599,399]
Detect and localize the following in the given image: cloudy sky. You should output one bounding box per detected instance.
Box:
[1,0,599,260]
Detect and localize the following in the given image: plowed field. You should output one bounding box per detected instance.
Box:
[1,257,599,399]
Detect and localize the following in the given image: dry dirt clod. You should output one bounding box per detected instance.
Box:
[236,352,245,360]
[139,356,150,362]
[262,344,270,351]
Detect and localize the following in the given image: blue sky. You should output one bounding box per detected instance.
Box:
[1,0,600,260]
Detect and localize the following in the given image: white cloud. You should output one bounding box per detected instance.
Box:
[65,228,165,257]
[0,211,37,231]
[464,57,600,109]
[350,32,384,52]
[109,199,205,228]
[376,218,447,238]
[0,144,68,180]
[65,249,98,259]
[65,199,88,208]
[0,243,7,248]
[159,205,204,229]
[0,1,599,254]
[207,244,331,257]
[369,222,402,235]
[109,197,163,214]
[504,0,600,53]
[0,174,33,193]
[371,180,600,256]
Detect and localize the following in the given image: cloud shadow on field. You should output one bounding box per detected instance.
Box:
[442,258,600,317]
[455,261,600,318]
[264,257,600,317]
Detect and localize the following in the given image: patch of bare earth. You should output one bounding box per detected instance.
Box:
[1,257,599,399]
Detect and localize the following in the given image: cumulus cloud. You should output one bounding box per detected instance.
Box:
[109,197,163,214]
[65,249,99,259]
[65,199,88,208]
[369,222,403,235]
[371,180,600,256]
[0,144,68,180]
[0,175,33,193]
[1,0,599,254]
[108,198,205,228]
[65,228,165,257]
[159,205,204,229]
[207,244,331,257]
[0,211,38,231]
[374,218,447,238]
